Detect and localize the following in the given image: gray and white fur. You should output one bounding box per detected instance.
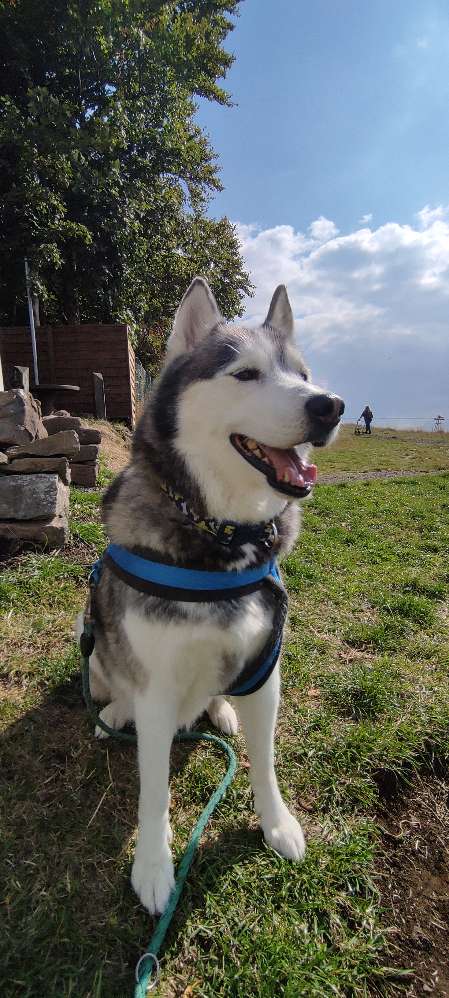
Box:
[78,278,343,914]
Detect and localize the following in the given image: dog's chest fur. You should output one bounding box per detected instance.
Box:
[122,591,271,727]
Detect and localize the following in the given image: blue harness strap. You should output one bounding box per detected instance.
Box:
[224,562,286,697]
[91,545,287,697]
[104,543,276,601]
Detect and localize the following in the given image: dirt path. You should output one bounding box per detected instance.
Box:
[318,469,445,485]
[91,421,446,488]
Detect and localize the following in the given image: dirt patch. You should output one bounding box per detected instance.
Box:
[0,672,28,702]
[86,418,131,474]
[376,774,449,996]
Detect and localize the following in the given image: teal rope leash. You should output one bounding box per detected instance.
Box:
[80,632,237,996]
[133,731,237,997]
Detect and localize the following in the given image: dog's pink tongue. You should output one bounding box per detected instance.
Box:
[262,445,317,487]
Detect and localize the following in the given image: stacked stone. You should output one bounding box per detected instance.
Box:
[0,390,75,547]
[42,415,101,487]
[0,391,103,549]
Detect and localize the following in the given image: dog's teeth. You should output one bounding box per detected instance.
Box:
[283,471,290,483]
[240,437,274,466]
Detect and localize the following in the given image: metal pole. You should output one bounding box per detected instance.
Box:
[24,257,39,385]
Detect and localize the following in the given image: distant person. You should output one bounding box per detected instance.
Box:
[360,405,373,434]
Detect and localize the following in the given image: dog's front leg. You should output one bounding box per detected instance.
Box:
[131,688,176,914]
[233,665,306,861]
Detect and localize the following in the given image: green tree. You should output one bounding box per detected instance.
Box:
[0,0,252,354]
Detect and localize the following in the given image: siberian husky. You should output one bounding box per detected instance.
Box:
[81,278,344,914]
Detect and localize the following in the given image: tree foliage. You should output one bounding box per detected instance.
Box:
[0,0,252,351]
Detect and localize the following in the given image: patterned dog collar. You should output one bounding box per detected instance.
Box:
[160,480,278,551]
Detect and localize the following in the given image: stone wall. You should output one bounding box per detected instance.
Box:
[0,391,102,550]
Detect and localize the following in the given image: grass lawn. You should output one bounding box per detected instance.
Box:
[315,425,449,475]
[1,431,449,997]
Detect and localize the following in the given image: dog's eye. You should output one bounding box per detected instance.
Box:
[232,368,261,382]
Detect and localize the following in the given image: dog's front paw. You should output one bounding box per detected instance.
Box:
[95,700,131,739]
[131,845,175,915]
[207,697,239,736]
[262,808,306,862]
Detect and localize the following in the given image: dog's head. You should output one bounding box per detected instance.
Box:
[139,278,344,522]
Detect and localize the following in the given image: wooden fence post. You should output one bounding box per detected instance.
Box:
[93,372,106,419]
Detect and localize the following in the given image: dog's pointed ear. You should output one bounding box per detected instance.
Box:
[264,285,294,338]
[166,278,222,359]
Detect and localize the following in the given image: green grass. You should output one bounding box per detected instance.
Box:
[1,451,449,996]
[0,489,105,709]
[314,424,449,474]
[70,485,106,547]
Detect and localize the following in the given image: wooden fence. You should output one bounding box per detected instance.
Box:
[0,324,136,425]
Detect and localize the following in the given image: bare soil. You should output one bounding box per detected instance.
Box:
[377,774,449,996]
[87,418,131,473]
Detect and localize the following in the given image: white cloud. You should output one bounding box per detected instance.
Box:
[236,211,449,425]
[358,212,373,225]
[308,216,339,242]
[416,204,448,229]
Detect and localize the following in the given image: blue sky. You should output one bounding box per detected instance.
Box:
[196,1,449,426]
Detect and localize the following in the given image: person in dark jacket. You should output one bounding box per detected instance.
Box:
[360,405,373,434]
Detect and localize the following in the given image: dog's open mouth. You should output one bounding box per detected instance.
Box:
[230,433,317,498]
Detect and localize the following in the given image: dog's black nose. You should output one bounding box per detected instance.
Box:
[306,393,345,424]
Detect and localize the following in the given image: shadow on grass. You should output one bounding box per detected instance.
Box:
[1,677,257,998]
